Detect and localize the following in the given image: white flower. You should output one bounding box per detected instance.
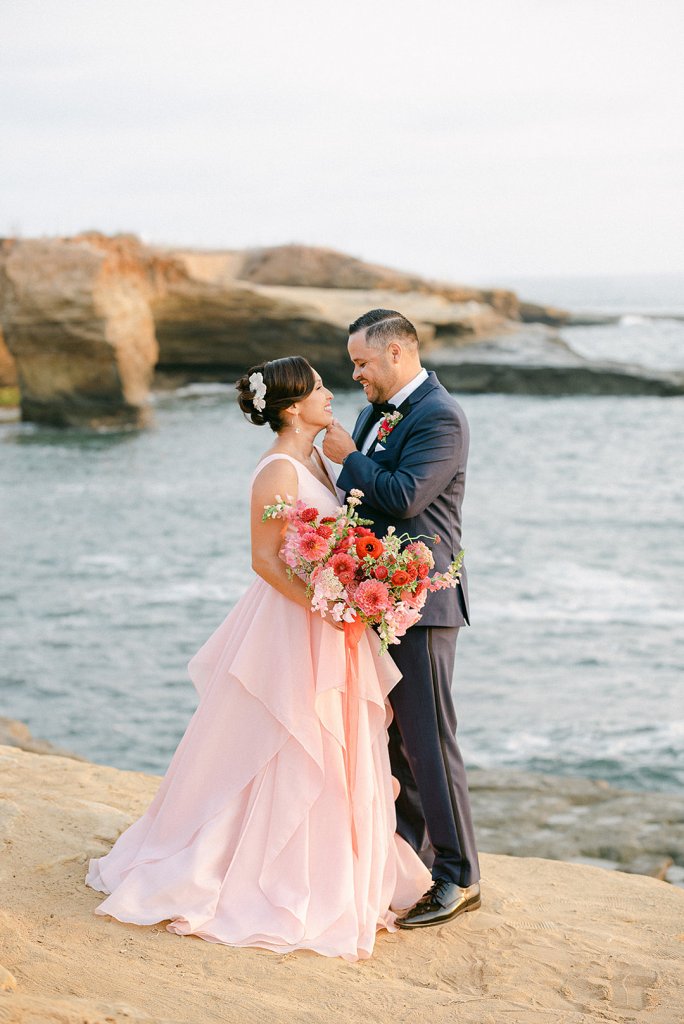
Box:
[313,567,344,601]
[349,488,364,498]
[249,371,267,411]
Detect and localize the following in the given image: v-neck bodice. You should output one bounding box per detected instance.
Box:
[250,450,340,513]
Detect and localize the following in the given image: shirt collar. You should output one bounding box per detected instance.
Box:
[388,367,428,408]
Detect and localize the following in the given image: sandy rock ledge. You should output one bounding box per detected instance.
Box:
[0,744,682,1024]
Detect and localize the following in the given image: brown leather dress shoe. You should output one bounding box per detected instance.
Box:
[396,878,481,929]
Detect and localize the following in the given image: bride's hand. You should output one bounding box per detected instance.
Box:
[323,611,346,631]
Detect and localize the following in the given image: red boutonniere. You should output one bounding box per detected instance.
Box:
[377,411,403,444]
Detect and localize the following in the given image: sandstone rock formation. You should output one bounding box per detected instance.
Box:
[151,256,511,387]
[0,324,17,387]
[0,716,84,761]
[518,300,572,326]
[150,277,348,383]
[2,233,679,428]
[0,235,158,427]
[176,243,522,319]
[1,743,682,1024]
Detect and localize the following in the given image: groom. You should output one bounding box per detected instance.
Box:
[323,309,480,928]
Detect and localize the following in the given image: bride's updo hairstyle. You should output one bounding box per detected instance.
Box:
[236,356,316,432]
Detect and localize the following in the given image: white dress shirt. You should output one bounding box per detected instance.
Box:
[359,367,429,455]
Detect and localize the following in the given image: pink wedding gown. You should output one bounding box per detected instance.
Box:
[85,453,430,961]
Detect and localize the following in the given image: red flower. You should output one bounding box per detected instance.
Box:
[320,516,337,524]
[330,552,356,581]
[355,535,385,560]
[316,524,333,538]
[405,563,419,581]
[354,526,372,537]
[373,565,389,580]
[332,535,354,555]
[417,563,430,579]
[391,569,410,587]
[300,507,318,522]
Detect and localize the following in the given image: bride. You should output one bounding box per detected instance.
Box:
[85,355,430,961]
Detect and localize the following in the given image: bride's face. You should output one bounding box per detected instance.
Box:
[293,371,333,430]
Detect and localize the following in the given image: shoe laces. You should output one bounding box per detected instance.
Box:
[418,877,452,908]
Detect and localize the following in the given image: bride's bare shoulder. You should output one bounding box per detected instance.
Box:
[251,453,299,498]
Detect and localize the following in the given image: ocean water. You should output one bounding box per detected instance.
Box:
[499,272,684,371]
[1,277,683,791]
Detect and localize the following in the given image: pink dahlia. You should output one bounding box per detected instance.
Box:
[355,579,391,617]
[297,531,330,562]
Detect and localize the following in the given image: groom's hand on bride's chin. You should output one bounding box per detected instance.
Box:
[323,420,356,464]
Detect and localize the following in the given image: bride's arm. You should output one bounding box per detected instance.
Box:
[250,460,343,630]
[250,460,312,608]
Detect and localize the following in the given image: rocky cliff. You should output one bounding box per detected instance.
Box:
[0,235,159,427]
[1,234,681,429]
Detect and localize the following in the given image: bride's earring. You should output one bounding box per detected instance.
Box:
[292,417,300,434]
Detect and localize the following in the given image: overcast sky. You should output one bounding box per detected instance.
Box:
[2,0,683,283]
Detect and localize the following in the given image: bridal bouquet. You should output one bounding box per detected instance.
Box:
[262,488,463,653]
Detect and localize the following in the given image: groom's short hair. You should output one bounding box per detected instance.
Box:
[348,309,420,350]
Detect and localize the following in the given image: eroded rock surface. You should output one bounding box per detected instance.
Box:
[1,743,682,1024]
[0,235,158,427]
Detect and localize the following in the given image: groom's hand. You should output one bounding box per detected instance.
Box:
[323,419,357,464]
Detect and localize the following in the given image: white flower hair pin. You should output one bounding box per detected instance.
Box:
[249,371,267,411]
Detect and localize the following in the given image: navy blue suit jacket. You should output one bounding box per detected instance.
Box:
[337,371,470,628]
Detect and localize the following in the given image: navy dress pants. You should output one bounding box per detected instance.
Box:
[387,625,480,888]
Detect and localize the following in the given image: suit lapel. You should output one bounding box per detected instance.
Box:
[352,405,376,446]
[352,372,440,449]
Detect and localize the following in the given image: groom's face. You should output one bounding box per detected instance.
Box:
[348,331,397,404]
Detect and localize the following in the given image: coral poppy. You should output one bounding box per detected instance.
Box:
[355,535,384,560]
